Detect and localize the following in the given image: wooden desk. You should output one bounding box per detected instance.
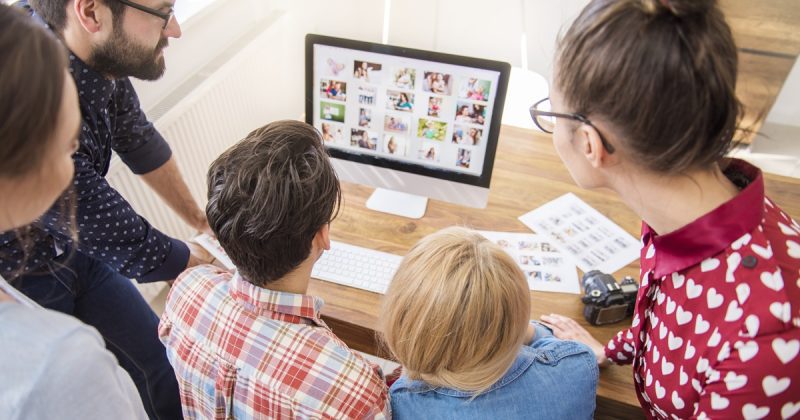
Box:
[308,125,800,419]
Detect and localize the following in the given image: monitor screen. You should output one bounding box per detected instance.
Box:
[306,35,510,188]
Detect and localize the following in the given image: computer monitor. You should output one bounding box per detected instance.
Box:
[305,34,510,218]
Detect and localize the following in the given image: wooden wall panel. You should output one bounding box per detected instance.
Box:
[721,0,800,56]
[719,0,800,141]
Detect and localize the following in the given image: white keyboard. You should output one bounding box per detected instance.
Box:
[312,241,403,294]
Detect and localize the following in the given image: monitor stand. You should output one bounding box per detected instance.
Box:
[366,188,428,219]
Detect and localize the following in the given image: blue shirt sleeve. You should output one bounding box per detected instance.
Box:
[528,321,555,346]
[40,148,189,282]
[110,78,172,175]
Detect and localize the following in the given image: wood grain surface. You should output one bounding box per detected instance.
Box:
[720,0,800,141]
[309,126,800,419]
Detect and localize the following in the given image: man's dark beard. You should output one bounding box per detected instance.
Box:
[90,24,168,81]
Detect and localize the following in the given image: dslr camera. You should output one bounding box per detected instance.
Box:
[581,270,639,326]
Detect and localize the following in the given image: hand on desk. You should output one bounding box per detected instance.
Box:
[540,313,609,367]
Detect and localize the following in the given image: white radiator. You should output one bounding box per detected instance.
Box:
[104,9,291,303]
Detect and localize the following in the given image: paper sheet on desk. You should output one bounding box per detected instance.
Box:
[518,193,640,275]
[194,233,236,270]
[478,231,581,294]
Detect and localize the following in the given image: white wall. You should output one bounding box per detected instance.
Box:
[386,0,589,82]
[766,56,800,127]
[8,0,797,130]
[387,0,524,67]
[131,0,798,140]
[522,0,589,81]
[131,0,274,110]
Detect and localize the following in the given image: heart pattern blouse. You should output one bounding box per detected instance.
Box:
[605,160,800,420]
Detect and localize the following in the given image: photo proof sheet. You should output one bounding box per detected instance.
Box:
[478,230,581,294]
[518,193,640,275]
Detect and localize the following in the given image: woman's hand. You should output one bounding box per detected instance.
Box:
[540,313,609,366]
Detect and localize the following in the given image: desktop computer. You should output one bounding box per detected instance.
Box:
[305,34,510,293]
[306,34,510,219]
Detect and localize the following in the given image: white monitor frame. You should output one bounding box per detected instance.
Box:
[305,34,510,217]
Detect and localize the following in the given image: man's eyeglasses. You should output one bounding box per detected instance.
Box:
[529,97,615,154]
[113,0,175,30]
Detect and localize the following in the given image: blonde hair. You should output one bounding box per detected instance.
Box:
[380,227,530,395]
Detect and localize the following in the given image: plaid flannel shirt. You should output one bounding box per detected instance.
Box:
[159,265,390,419]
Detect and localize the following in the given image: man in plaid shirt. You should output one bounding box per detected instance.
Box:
[159,121,390,419]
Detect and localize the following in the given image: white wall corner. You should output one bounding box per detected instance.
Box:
[765,56,800,128]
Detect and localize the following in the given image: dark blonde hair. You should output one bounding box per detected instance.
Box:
[380,227,530,395]
[556,0,741,173]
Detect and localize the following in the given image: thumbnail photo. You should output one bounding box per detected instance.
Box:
[320,122,347,146]
[386,90,414,112]
[384,114,410,133]
[320,101,345,123]
[458,78,491,102]
[320,79,346,101]
[422,72,452,95]
[353,60,383,83]
[456,148,472,169]
[427,96,443,118]
[451,125,482,145]
[418,141,441,162]
[455,101,486,125]
[350,129,378,150]
[525,271,562,283]
[393,67,416,90]
[358,108,372,128]
[357,85,377,106]
[324,57,346,77]
[417,118,448,141]
[383,134,407,156]
[519,255,542,266]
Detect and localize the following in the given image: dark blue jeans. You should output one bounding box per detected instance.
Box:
[16,248,182,420]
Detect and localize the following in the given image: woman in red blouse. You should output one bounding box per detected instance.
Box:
[532,0,800,418]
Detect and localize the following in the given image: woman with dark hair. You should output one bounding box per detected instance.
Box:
[534,0,799,418]
[395,92,412,111]
[0,5,146,418]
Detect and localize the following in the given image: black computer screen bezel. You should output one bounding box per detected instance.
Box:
[305,34,510,189]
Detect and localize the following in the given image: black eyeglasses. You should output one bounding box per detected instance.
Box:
[529,97,615,154]
[113,0,175,30]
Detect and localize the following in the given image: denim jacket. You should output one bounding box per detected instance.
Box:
[389,322,599,420]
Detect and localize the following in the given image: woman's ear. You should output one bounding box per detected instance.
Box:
[576,124,611,169]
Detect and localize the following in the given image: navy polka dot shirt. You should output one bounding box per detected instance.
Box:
[0,54,189,282]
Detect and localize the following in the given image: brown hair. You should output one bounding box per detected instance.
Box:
[556,0,741,173]
[206,120,341,286]
[0,4,68,177]
[0,4,78,279]
[30,0,125,34]
[380,227,530,395]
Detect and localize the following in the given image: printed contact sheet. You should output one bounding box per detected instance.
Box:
[478,231,581,294]
[518,193,640,274]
